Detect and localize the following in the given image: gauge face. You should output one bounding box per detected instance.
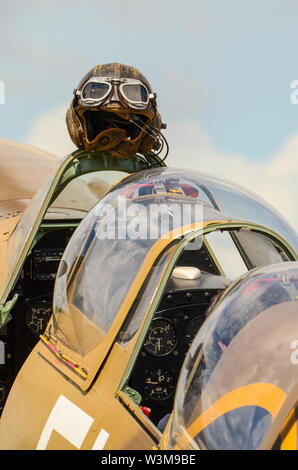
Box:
[185,315,205,346]
[143,318,177,357]
[144,369,175,401]
[25,300,52,336]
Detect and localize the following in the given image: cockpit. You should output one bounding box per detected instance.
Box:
[49,169,294,431]
[0,162,296,421]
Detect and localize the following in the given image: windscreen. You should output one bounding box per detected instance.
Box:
[53,171,212,356]
[46,170,129,219]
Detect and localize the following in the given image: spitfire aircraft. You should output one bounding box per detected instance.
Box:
[0,137,297,450]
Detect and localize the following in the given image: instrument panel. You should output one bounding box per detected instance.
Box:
[0,226,75,414]
[31,249,64,281]
[129,302,210,424]
[127,271,231,426]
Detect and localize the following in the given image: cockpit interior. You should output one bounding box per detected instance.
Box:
[0,225,76,412]
[125,243,231,428]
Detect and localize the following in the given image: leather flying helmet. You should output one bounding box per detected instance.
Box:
[66,63,163,158]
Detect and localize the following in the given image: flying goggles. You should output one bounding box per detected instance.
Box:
[75,77,155,110]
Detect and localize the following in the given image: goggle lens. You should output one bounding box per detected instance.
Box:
[82,82,110,101]
[121,84,148,105]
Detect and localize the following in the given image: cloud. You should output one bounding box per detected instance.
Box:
[25,103,76,157]
[24,104,298,232]
[164,121,298,231]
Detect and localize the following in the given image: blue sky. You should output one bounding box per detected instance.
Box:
[1,0,298,157]
[0,0,298,228]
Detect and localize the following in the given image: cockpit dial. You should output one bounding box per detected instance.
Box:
[144,368,175,401]
[25,300,52,336]
[143,318,177,357]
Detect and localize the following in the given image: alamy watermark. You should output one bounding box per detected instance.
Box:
[290,80,298,104]
[92,197,205,242]
[0,81,5,104]
[290,340,298,364]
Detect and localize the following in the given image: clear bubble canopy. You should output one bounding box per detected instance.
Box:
[52,168,297,357]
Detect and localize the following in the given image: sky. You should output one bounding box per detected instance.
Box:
[0,0,297,231]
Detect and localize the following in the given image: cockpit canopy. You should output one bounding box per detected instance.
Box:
[52,168,297,357]
[53,169,221,356]
[170,261,298,450]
